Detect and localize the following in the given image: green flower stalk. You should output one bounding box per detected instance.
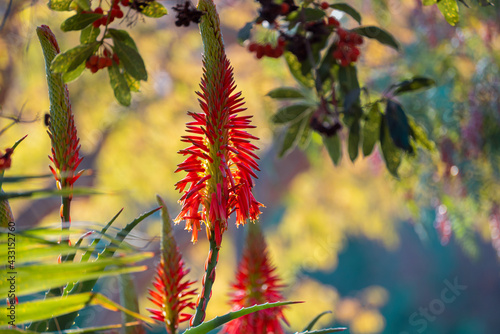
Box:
[37,25,83,244]
[175,0,262,326]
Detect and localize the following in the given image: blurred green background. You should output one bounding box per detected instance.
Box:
[1,0,499,333]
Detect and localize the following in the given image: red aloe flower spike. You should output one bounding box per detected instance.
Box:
[221,222,288,334]
[37,25,83,243]
[148,195,197,334]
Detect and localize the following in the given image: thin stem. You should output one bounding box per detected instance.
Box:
[191,235,220,326]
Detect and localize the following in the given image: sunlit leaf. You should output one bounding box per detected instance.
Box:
[60,13,102,31]
[72,0,91,10]
[393,77,436,95]
[47,0,72,11]
[80,25,100,44]
[330,3,361,24]
[51,42,99,73]
[351,26,400,51]
[409,118,435,151]
[362,103,381,156]
[124,72,141,92]
[437,0,459,26]
[108,64,131,106]
[62,61,85,83]
[284,51,315,88]
[141,1,168,17]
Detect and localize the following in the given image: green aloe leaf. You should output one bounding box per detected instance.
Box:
[183,301,302,334]
[302,310,332,332]
[294,328,347,334]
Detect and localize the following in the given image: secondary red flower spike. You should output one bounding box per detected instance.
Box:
[148,196,197,334]
[174,0,262,246]
[221,223,288,334]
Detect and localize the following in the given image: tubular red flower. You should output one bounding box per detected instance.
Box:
[174,14,262,245]
[221,224,288,334]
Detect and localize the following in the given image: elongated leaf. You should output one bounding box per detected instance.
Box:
[113,40,147,81]
[348,121,360,162]
[238,22,253,44]
[279,117,307,157]
[393,77,435,95]
[51,42,99,73]
[362,103,381,156]
[385,100,411,152]
[330,3,361,24]
[422,0,436,5]
[0,174,51,183]
[323,134,341,166]
[62,61,85,83]
[60,13,102,31]
[141,1,168,17]
[119,273,144,334]
[73,0,91,10]
[80,25,100,44]
[302,311,332,332]
[409,118,435,151]
[302,8,326,21]
[47,0,72,11]
[295,328,346,334]
[108,29,138,51]
[284,51,315,88]
[380,114,402,176]
[183,301,302,334]
[267,87,305,100]
[437,0,459,26]
[0,252,152,297]
[351,26,400,51]
[125,72,141,92]
[108,64,131,106]
[272,103,312,124]
[0,187,102,200]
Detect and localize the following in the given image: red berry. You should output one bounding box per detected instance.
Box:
[256,46,264,59]
[337,28,347,39]
[103,49,111,58]
[328,17,339,27]
[264,44,273,56]
[321,2,329,9]
[97,57,107,69]
[92,19,101,28]
[94,7,104,14]
[278,36,286,47]
[89,55,99,66]
[112,53,120,65]
[85,60,92,69]
[116,10,124,18]
[248,42,258,52]
[332,49,343,60]
[352,47,360,57]
[274,48,284,58]
[340,58,349,66]
[105,57,113,67]
[281,3,290,14]
[108,16,115,23]
[90,65,98,73]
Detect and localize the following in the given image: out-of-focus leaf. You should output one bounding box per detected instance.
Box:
[238,22,253,44]
[380,114,402,176]
[409,118,435,151]
[351,26,400,51]
[362,103,381,156]
[108,64,131,106]
[141,1,168,17]
[344,88,361,113]
[299,116,312,148]
[119,273,145,334]
[62,61,85,83]
[47,0,72,11]
[279,117,307,157]
[302,8,326,21]
[272,103,312,124]
[73,0,91,10]
[108,29,138,51]
[51,42,99,73]
[437,0,459,26]
[80,25,100,44]
[393,77,436,95]
[385,100,411,152]
[60,13,102,31]
[0,174,51,183]
[348,121,360,162]
[183,301,302,334]
[267,87,305,100]
[113,39,147,81]
[0,187,102,200]
[295,328,347,334]
[330,3,361,24]
[284,51,315,88]
[323,134,342,166]
[302,311,332,332]
[125,72,141,92]
[422,0,436,5]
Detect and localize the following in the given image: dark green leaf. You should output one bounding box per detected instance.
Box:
[279,117,307,157]
[267,87,305,100]
[73,0,91,10]
[238,22,253,44]
[272,103,312,124]
[302,311,332,332]
[323,134,342,166]
[344,88,361,112]
[302,8,326,21]
[141,1,168,17]
[60,13,103,32]
[330,3,361,24]
[113,39,147,81]
[284,51,315,88]
[393,76,436,95]
[348,121,360,162]
[437,0,459,26]
[184,301,302,334]
[62,60,85,83]
[47,0,72,11]
[51,42,99,73]
[380,114,402,176]
[108,29,138,51]
[108,64,131,106]
[385,100,411,152]
[80,25,100,44]
[299,116,312,148]
[362,103,381,156]
[351,26,400,51]
[338,65,362,124]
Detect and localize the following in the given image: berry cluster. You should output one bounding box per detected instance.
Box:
[90,0,128,28]
[332,28,363,66]
[85,50,120,73]
[247,36,286,59]
[172,1,204,27]
[256,0,298,24]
